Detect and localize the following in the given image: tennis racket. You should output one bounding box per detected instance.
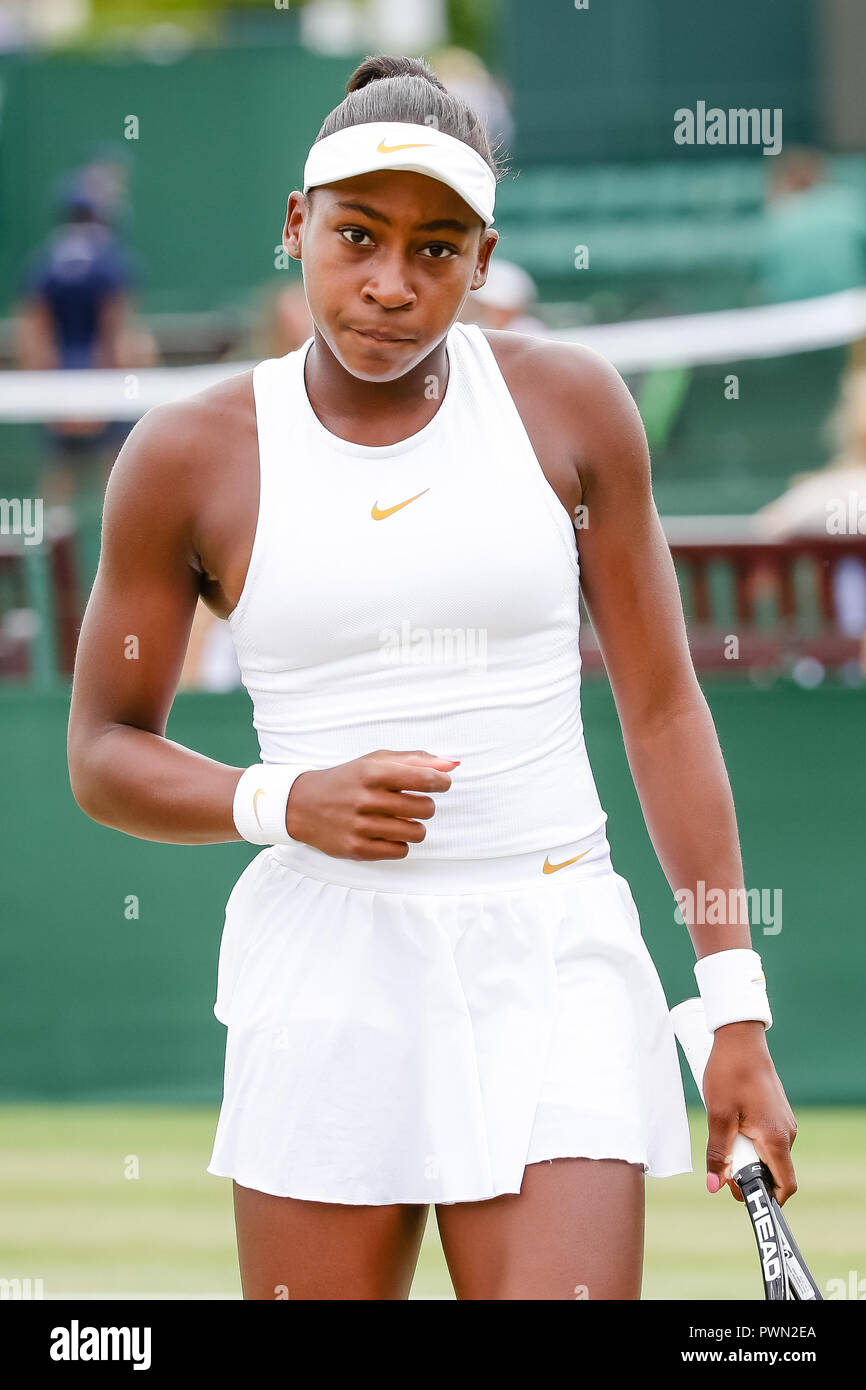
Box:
[670,997,822,1301]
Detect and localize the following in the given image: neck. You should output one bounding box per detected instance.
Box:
[303,328,451,445]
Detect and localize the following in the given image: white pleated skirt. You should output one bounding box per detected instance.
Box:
[207,823,693,1205]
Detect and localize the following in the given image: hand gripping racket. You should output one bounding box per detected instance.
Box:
[670,997,822,1301]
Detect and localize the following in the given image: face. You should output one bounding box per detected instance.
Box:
[282,168,498,381]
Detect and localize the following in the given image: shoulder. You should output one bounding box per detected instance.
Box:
[104,366,257,528]
[115,366,255,475]
[475,326,648,479]
[142,364,256,445]
[480,327,634,411]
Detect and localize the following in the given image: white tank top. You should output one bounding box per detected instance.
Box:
[229,320,608,859]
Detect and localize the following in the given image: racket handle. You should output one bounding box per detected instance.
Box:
[670,997,760,1177]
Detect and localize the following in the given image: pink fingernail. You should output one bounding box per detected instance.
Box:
[706,1173,722,1194]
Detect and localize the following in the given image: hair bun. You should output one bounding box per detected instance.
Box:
[346,54,447,96]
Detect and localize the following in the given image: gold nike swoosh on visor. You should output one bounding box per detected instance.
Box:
[377,139,433,153]
[542,849,592,874]
[253,789,266,829]
[371,488,430,520]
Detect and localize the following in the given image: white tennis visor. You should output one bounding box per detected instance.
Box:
[302,121,497,229]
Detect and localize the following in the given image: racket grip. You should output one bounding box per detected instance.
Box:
[670,997,760,1176]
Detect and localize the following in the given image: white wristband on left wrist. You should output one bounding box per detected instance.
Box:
[232,763,311,846]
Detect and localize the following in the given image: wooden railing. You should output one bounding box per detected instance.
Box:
[0,525,81,686]
[2,517,865,684]
[579,520,866,672]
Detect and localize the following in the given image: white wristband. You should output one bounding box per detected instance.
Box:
[693,948,772,1031]
[232,763,312,846]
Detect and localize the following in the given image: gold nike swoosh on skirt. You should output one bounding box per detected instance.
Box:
[542,849,592,874]
[371,488,430,520]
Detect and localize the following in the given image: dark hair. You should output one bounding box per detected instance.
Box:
[312,53,508,185]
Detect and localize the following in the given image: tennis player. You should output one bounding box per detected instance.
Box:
[67,54,797,1301]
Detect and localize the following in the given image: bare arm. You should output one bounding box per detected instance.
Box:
[66,400,246,844]
[14,299,58,369]
[571,350,748,959]
[556,345,797,1201]
[67,394,457,854]
[96,290,131,368]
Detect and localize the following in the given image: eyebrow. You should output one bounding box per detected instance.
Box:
[333,200,471,234]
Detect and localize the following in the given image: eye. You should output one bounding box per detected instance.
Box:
[420,244,458,259]
[339,227,374,246]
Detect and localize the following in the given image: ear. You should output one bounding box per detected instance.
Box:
[283,190,308,261]
[471,229,499,291]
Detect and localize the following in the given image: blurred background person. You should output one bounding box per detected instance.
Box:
[246,280,314,361]
[755,364,866,674]
[430,43,513,157]
[759,146,866,306]
[13,169,155,509]
[755,147,866,677]
[463,258,546,334]
[179,600,242,693]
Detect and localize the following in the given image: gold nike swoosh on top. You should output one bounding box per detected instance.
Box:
[542,849,592,874]
[377,138,433,153]
[253,788,266,829]
[371,488,430,520]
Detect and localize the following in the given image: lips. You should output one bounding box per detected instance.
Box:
[349,327,413,343]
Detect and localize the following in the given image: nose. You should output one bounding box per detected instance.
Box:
[361,251,416,310]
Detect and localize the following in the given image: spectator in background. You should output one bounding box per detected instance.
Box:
[179,601,242,693]
[757,148,866,679]
[74,143,133,234]
[462,258,546,334]
[14,175,155,507]
[429,45,513,157]
[759,147,866,305]
[755,365,866,677]
[247,281,313,361]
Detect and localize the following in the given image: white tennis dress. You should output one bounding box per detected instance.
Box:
[207,320,692,1204]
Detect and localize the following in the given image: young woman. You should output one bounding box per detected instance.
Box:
[67,54,797,1301]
